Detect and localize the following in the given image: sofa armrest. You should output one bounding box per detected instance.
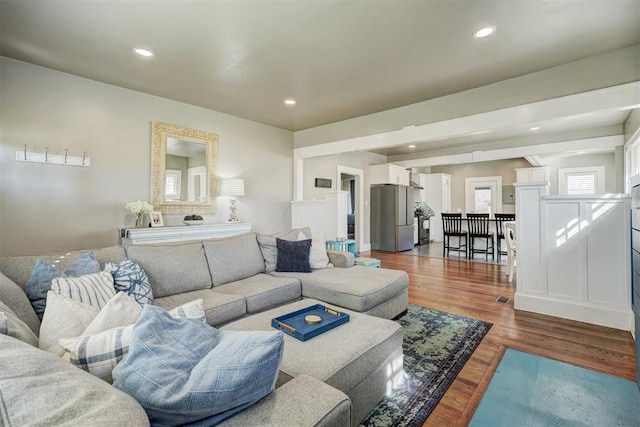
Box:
[219,374,351,427]
[327,250,354,268]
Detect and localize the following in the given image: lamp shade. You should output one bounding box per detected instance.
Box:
[220,179,245,197]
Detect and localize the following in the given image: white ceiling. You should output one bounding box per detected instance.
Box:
[1,0,639,160]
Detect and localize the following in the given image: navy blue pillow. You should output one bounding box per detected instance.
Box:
[275,238,312,273]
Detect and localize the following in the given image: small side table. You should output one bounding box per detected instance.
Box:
[325,239,359,258]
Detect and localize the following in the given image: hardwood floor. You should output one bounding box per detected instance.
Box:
[369,250,637,427]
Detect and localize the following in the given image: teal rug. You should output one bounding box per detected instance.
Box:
[471,348,640,426]
[360,304,492,426]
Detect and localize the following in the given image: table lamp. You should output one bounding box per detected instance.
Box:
[220,178,245,222]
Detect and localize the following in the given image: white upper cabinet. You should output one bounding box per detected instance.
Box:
[370,164,410,186]
[515,167,551,183]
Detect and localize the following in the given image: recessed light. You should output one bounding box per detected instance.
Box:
[530,126,541,131]
[473,26,495,39]
[133,48,154,57]
[408,145,416,148]
[284,99,296,106]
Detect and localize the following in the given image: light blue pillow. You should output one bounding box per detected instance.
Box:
[105,259,153,306]
[25,252,100,319]
[112,305,284,426]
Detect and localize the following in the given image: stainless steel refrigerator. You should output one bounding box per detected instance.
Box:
[371,185,415,252]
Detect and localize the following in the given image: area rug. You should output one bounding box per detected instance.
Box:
[470,348,640,426]
[360,304,492,427]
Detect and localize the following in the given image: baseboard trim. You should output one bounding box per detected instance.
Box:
[514,292,633,331]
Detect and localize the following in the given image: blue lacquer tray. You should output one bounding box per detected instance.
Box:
[271,304,350,341]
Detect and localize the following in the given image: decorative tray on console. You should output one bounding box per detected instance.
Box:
[271,304,350,342]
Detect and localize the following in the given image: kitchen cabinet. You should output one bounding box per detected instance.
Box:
[370,164,410,186]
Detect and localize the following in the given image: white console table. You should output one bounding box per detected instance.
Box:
[120,223,251,245]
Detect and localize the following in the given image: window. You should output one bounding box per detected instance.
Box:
[558,166,605,195]
[465,176,502,214]
[474,187,492,213]
[165,169,182,200]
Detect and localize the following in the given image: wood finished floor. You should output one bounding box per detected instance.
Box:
[368,249,637,427]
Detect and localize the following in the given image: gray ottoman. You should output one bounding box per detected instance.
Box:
[221,299,403,426]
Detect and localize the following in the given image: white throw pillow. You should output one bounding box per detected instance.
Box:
[59,298,207,383]
[39,291,99,356]
[309,233,332,269]
[51,271,116,310]
[82,292,143,336]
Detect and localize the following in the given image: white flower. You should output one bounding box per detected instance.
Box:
[125,200,154,214]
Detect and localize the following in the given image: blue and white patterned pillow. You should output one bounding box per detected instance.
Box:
[105,259,153,306]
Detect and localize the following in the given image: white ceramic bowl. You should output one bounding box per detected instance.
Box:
[183,220,204,226]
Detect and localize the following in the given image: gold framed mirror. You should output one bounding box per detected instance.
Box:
[151,121,219,214]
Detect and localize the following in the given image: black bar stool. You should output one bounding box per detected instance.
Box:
[441,213,468,259]
[467,213,495,262]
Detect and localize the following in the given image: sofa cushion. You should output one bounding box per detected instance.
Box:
[112,305,284,426]
[276,238,312,273]
[203,232,265,286]
[105,258,153,306]
[0,300,38,347]
[271,266,409,313]
[0,271,40,335]
[126,242,212,298]
[39,291,100,356]
[51,271,116,310]
[257,227,312,273]
[153,289,246,327]
[214,274,302,314]
[217,374,351,427]
[0,334,149,426]
[26,252,101,319]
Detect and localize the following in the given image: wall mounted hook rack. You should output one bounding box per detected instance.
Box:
[15,145,91,167]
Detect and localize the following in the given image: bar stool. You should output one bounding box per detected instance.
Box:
[494,213,516,262]
[466,213,495,262]
[441,213,468,259]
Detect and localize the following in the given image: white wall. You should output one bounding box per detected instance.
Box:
[302,151,386,244]
[431,153,619,216]
[0,58,294,256]
[431,158,531,214]
[541,152,618,194]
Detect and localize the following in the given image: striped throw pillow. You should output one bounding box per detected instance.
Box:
[59,299,206,383]
[51,271,116,310]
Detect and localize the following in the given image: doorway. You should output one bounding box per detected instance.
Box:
[465,176,503,215]
[337,165,365,252]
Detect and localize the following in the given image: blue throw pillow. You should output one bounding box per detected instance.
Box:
[275,238,312,273]
[112,305,284,426]
[25,252,100,319]
[105,259,153,306]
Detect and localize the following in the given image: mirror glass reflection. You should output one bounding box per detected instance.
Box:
[165,138,207,202]
[151,121,219,214]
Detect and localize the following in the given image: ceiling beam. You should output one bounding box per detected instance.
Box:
[394,135,624,168]
[293,81,639,161]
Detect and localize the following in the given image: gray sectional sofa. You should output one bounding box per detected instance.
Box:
[0,230,409,426]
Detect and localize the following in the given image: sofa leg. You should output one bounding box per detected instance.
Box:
[392,309,408,320]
